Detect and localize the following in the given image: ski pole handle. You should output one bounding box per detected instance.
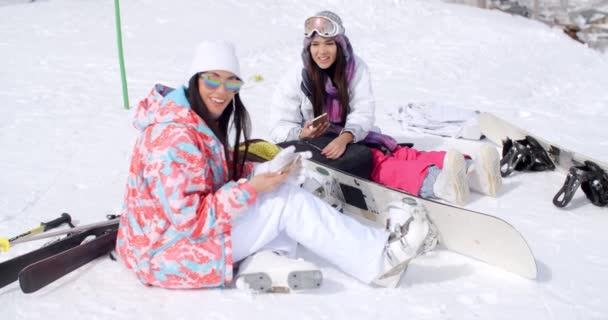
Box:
[10,217,120,245]
[41,212,73,232]
[0,213,74,252]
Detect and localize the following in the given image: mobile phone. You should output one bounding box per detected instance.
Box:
[277,155,301,175]
[311,113,328,128]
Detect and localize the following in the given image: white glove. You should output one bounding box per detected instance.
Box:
[253,146,312,186]
[288,150,313,186]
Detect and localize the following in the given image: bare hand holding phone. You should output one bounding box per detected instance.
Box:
[276,154,301,175]
[311,113,328,129]
[299,113,329,139]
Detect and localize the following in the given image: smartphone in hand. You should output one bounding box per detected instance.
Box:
[311,113,328,129]
[277,155,301,175]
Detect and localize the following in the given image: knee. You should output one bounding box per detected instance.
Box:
[279,183,305,196]
[277,183,315,204]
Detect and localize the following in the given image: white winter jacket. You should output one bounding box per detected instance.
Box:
[269,55,375,143]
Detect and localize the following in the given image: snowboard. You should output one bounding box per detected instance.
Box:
[303,159,538,280]
[479,112,608,172]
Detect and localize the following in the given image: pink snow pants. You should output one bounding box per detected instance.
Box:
[370,146,447,195]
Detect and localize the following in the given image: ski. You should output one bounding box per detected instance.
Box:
[0,218,119,290]
[304,159,538,279]
[478,112,608,173]
[19,227,118,293]
[0,231,84,289]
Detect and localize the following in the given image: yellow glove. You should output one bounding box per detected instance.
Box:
[238,139,281,162]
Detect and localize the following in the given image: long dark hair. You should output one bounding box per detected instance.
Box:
[185,74,251,181]
[306,43,350,123]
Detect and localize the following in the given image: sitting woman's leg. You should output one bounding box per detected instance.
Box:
[234,183,439,287]
[371,145,502,206]
[231,183,388,283]
[278,133,374,179]
[370,146,447,195]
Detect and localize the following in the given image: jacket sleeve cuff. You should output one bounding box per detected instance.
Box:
[287,127,303,141]
[341,125,367,143]
[237,178,258,205]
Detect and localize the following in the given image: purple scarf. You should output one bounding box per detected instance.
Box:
[302,35,397,152]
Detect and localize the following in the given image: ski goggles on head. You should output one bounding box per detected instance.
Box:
[304,16,342,38]
[199,73,243,91]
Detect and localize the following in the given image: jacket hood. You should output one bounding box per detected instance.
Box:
[133,84,205,132]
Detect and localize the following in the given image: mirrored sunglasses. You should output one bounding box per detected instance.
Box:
[304,16,340,38]
[200,74,243,91]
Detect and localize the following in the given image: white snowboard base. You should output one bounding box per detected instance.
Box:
[304,160,538,279]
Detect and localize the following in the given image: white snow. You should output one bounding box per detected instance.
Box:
[1,0,608,319]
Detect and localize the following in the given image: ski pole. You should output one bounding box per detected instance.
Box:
[7,216,120,246]
[0,213,74,252]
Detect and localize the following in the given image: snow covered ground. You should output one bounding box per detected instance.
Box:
[1,0,608,319]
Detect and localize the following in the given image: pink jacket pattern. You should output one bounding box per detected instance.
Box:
[116,84,257,289]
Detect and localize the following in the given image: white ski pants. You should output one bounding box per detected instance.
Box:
[231,183,389,284]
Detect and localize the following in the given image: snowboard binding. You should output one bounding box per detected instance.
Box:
[553,160,608,208]
[500,136,555,177]
[302,167,345,212]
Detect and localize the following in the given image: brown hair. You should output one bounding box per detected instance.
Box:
[305,43,350,123]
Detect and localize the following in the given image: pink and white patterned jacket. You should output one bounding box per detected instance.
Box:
[116,84,257,288]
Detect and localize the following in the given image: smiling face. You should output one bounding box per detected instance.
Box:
[309,35,337,69]
[197,70,239,120]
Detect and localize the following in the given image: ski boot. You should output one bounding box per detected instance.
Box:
[468,144,503,197]
[553,160,608,208]
[234,250,323,293]
[500,136,555,177]
[374,198,439,288]
[433,149,470,206]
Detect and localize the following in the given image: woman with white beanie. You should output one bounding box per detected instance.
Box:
[115,40,438,291]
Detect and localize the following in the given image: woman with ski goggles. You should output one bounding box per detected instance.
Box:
[269,11,503,206]
[269,11,378,179]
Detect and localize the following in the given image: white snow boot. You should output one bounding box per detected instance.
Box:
[234,250,323,293]
[373,199,439,288]
[302,166,344,212]
[433,149,470,206]
[467,144,502,197]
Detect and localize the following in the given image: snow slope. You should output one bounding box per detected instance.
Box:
[1,0,607,319]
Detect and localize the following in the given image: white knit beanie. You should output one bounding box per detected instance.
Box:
[186,40,242,85]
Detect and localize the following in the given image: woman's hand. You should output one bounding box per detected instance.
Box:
[322,132,354,159]
[299,119,329,139]
[248,172,290,193]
